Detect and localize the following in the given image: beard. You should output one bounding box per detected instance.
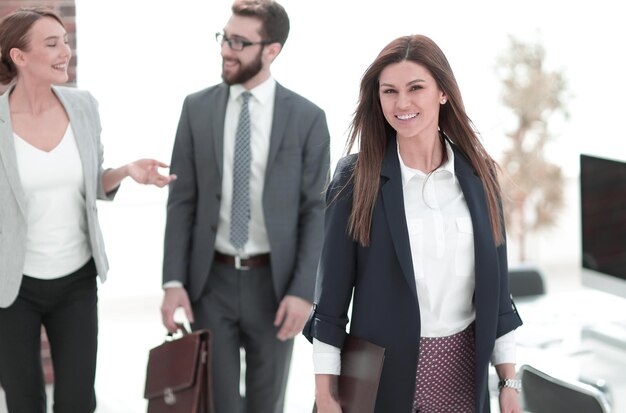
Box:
[221,48,263,85]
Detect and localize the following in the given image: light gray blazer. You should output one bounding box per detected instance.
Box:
[0,85,115,308]
[163,82,330,303]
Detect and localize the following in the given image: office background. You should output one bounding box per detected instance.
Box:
[1,0,626,411]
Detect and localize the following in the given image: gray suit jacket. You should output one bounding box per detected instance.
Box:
[0,85,115,308]
[163,82,330,303]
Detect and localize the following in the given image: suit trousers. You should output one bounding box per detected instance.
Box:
[0,258,98,413]
[192,260,294,413]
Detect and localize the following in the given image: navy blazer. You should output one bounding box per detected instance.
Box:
[304,136,522,412]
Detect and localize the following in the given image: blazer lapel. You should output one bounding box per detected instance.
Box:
[211,84,229,179]
[380,136,418,302]
[453,147,499,322]
[52,86,96,201]
[0,85,27,216]
[265,83,289,172]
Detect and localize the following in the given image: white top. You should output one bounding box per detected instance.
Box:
[313,140,515,374]
[214,78,276,256]
[401,140,476,336]
[13,125,91,279]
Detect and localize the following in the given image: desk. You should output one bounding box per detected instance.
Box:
[512,289,626,412]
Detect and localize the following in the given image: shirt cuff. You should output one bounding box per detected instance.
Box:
[491,330,516,365]
[313,338,341,375]
[163,281,184,289]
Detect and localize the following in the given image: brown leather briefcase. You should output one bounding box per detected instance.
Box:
[144,327,214,413]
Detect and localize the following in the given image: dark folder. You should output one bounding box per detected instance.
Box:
[313,334,385,413]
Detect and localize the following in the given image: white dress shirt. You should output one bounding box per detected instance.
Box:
[13,125,92,279]
[313,140,515,374]
[164,79,277,290]
[214,78,276,257]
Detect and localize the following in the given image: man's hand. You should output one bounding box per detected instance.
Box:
[161,287,194,333]
[273,295,312,341]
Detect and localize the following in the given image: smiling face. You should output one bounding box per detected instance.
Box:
[11,16,70,85]
[378,60,445,142]
[220,14,273,88]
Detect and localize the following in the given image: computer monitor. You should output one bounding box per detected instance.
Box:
[580,154,626,299]
[580,154,626,349]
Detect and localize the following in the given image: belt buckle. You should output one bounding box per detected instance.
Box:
[234,256,250,271]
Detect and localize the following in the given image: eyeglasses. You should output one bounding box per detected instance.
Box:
[215,32,271,51]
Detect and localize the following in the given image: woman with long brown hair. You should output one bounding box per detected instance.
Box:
[0,7,174,412]
[304,35,523,412]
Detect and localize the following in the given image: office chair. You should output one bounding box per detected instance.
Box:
[508,266,546,298]
[520,364,612,413]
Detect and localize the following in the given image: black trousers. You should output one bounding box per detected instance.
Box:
[0,259,98,413]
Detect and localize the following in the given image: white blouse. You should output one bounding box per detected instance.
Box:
[401,140,476,337]
[13,125,91,279]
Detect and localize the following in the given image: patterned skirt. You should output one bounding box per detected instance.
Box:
[413,323,476,412]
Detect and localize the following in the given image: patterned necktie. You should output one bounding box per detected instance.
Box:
[230,91,252,252]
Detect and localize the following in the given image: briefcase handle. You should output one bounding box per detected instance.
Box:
[165,322,192,341]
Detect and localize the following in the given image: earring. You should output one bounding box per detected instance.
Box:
[441,98,447,104]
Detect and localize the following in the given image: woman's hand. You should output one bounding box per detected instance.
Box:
[127,159,176,187]
[315,374,342,413]
[495,364,521,413]
[499,387,522,413]
[102,159,177,193]
[315,397,342,413]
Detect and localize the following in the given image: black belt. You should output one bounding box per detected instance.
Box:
[214,251,270,270]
